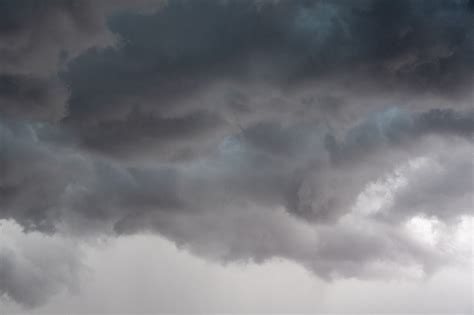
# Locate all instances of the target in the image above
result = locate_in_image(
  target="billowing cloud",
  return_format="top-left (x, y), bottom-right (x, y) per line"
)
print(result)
top-left (0, 0), bottom-right (166, 76)
top-left (0, 0), bottom-right (472, 309)
top-left (0, 220), bottom-right (83, 307)
top-left (0, 0), bottom-right (164, 122)
top-left (57, 0), bottom-right (474, 161)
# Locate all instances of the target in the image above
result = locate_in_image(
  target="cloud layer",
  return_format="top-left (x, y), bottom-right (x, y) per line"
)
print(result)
top-left (0, 0), bottom-right (473, 308)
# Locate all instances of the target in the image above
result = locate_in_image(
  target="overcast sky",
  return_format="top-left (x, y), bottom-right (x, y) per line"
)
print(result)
top-left (0, 0), bottom-right (473, 313)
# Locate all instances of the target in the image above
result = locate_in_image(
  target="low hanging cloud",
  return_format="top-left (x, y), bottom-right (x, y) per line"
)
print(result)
top-left (0, 0), bottom-right (473, 308)
top-left (0, 220), bottom-right (83, 308)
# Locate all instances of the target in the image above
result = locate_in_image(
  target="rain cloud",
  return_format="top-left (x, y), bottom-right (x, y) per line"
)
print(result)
top-left (0, 0), bottom-right (473, 308)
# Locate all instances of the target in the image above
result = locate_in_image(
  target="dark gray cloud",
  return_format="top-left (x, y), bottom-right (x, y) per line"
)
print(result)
top-left (1, 115), bottom-right (472, 306)
top-left (65, 0), bottom-right (474, 87)
top-left (58, 0), bottom-right (474, 160)
top-left (0, 120), bottom-right (183, 234)
top-left (0, 0), bottom-right (113, 76)
top-left (0, 0), bottom-right (473, 308)
top-left (325, 108), bottom-right (474, 165)
top-left (0, 74), bottom-right (68, 121)
top-left (79, 109), bottom-right (227, 162)
top-left (0, 0), bottom-right (163, 122)
top-left (0, 0), bottom-right (164, 76)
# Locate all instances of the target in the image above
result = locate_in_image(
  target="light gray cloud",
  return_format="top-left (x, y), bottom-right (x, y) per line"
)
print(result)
top-left (376, 142), bottom-right (474, 223)
top-left (0, 220), bottom-right (83, 307)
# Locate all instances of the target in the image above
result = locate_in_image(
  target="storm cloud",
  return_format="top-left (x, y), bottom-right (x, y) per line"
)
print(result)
top-left (0, 0), bottom-right (473, 309)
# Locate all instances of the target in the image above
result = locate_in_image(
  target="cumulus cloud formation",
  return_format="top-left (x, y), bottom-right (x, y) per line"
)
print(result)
top-left (0, 0), bottom-right (473, 309)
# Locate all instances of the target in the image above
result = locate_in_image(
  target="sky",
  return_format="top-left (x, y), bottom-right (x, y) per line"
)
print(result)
top-left (0, 0), bottom-right (473, 313)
